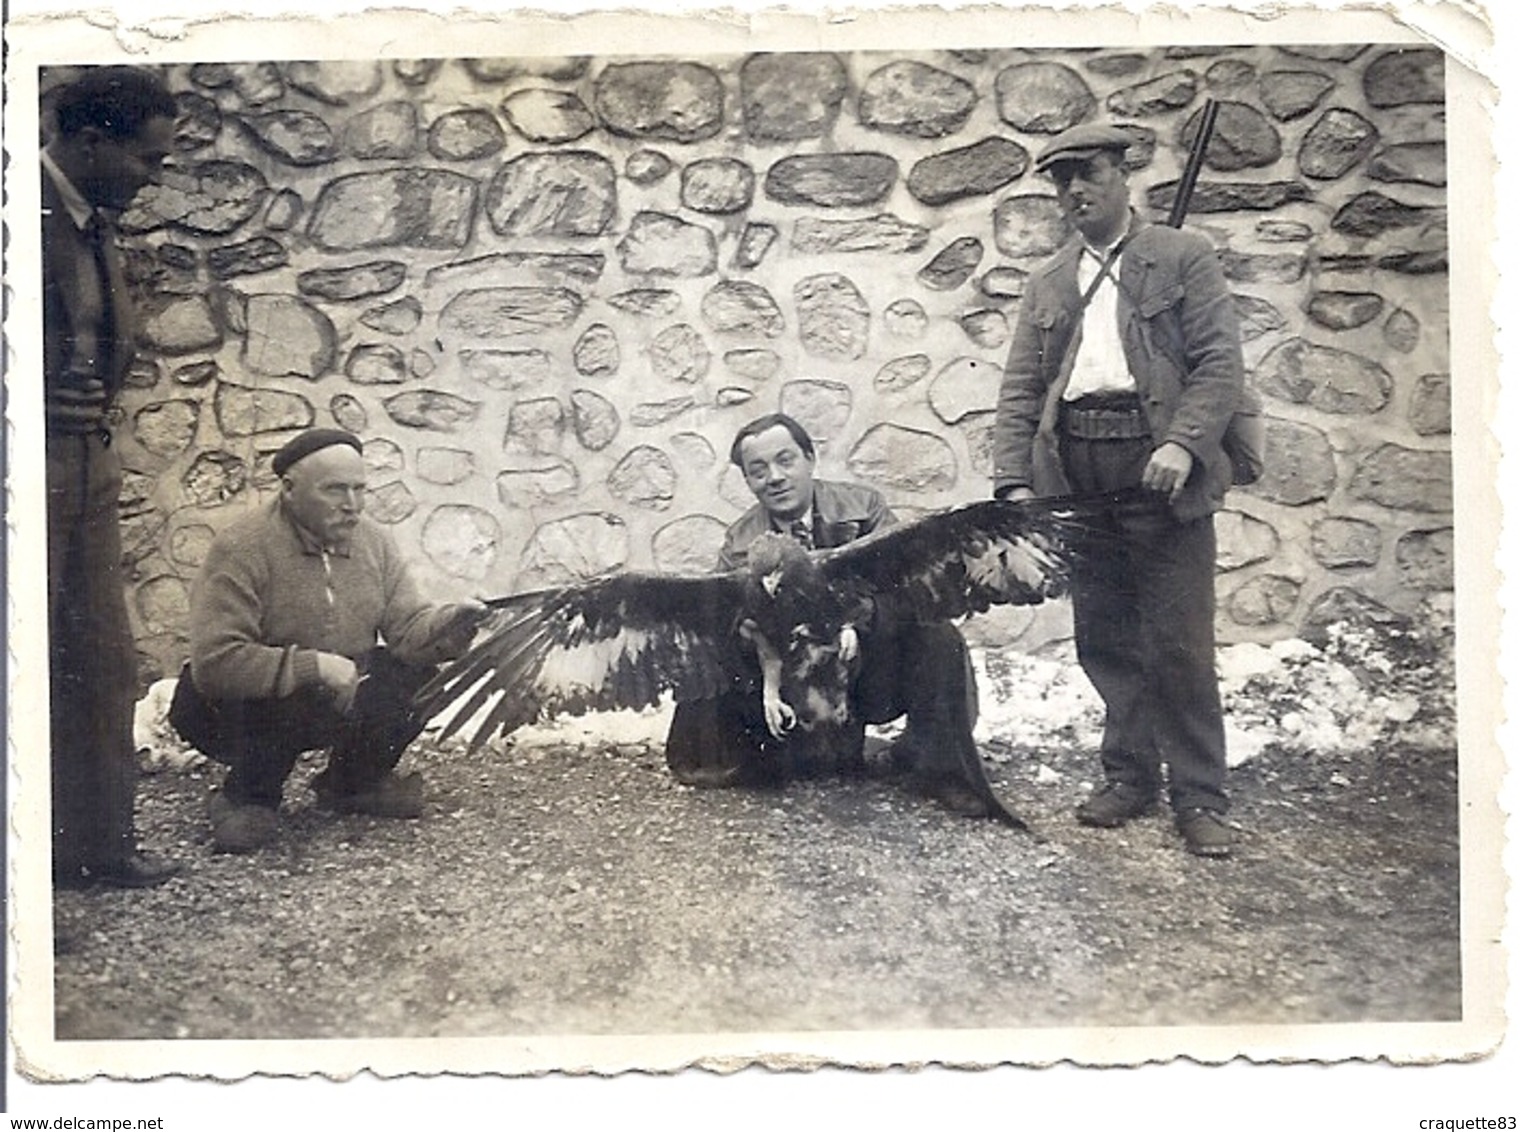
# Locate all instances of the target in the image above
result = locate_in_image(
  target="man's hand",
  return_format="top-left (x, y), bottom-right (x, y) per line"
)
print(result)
top-left (1142, 442), bottom-right (1194, 502)
top-left (438, 600), bottom-right (491, 655)
top-left (314, 651), bottom-right (360, 715)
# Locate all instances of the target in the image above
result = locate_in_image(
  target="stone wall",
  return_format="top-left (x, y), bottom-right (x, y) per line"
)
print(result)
top-left (64, 44), bottom-right (1450, 682)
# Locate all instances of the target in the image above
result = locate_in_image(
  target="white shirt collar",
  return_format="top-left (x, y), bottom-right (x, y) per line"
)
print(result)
top-left (41, 148), bottom-right (97, 231)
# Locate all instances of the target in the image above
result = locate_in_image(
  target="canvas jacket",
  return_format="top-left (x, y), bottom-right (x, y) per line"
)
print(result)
top-left (991, 215), bottom-right (1251, 521)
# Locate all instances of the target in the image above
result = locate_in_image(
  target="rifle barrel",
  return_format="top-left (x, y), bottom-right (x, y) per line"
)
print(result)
top-left (1168, 98), bottom-right (1220, 229)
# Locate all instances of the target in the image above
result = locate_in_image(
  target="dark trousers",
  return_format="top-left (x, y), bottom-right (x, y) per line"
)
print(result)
top-left (48, 430), bottom-right (138, 873)
top-left (1061, 431), bottom-right (1228, 814)
top-left (169, 648), bottom-right (435, 808)
top-left (665, 606), bottom-right (979, 783)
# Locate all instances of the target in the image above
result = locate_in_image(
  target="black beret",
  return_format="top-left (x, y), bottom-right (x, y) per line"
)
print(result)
top-left (1034, 123), bottom-right (1134, 173)
top-left (272, 428), bottom-right (363, 476)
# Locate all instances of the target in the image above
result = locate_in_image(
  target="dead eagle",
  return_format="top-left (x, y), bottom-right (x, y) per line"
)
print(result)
top-left (413, 490), bottom-right (1146, 824)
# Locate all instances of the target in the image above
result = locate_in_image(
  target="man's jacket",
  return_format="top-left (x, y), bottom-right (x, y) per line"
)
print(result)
top-left (716, 479), bottom-right (893, 571)
top-left (992, 216), bottom-right (1251, 521)
top-left (42, 168), bottom-right (135, 420)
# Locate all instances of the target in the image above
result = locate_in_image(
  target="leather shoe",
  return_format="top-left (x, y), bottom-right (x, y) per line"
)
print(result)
top-left (318, 771), bottom-right (425, 819)
top-left (910, 773), bottom-right (991, 819)
top-left (1176, 808), bottom-right (1234, 858)
top-left (92, 852), bottom-right (180, 889)
top-left (1076, 782), bottom-right (1158, 828)
top-left (210, 794), bottom-right (280, 853)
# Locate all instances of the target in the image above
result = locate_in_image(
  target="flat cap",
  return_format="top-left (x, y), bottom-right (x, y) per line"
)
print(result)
top-left (271, 428), bottom-right (362, 476)
top-left (1034, 123), bottom-right (1134, 173)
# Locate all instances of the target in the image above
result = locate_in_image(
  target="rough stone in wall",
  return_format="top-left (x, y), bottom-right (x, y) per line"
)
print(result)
top-left (486, 153), bottom-right (616, 236)
top-left (574, 324), bottom-right (620, 378)
top-left (299, 262), bottom-right (407, 302)
top-left (133, 400), bottom-right (200, 459)
top-left (929, 358), bottom-right (1003, 425)
top-left (735, 223), bottom-right (778, 269)
top-left (241, 295), bottom-right (335, 378)
top-left (648, 325), bottom-right (711, 383)
top-left (500, 89), bottom-right (597, 144)
top-left (919, 237), bottom-right (984, 290)
top-left (781, 381), bottom-right (853, 445)
top-left (740, 52), bottom-right (846, 141)
top-left (423, 504), bottom-right (499, 582)
top-left (428, 108), bottom-right (506, 161)
top-left (1395, 528), bottom-right (1454, 589)
top-left (995, 62), bottom-right (1094, 133)
top-left (682, 159), bottom-right (755, 214)
top-left (1228, 575), bottom-right (1302, 627)
top-left (794, 275), bottom-right (871, 359)
top-left (618, 212), bottom-right (717, 275)
top-left (520, 513), bottom-right (627, 586)
top-left (496, 464), bottom-right (579, 509)
top-left (1312, 517), bottom-right (1383, 568)
top-left (208, 237), bottom-right (288, 279)
top-left (876, 355), bottom-right (932, 392)
top-left (764, 153), bottom-right (899, 208)
top-left (417, 447), bottom-right (474, 485)
top-left (1409, 373), bottom-right (1451, 436)
top-left (360, 296), bottom-right (421, 331)
top-left (860, 61), bottom-right (977, 138)
top-left (1107, 69), bottom-right (1199, 116)
top-left (140, 296), bottom-right (221, 354)
top-left (1216, 510), bottom-right (1279, 571)
top-left (1184, 101), bottom-right (1281, 170)
top-left (307, 170), bottom-right (478, 250)
top-left (1350, 445), bottom-right (1452, 513)
top-left (367, 481), bottom-right (418, 525)
top-left (1249, 419), bottom-right (1338, 506)
top-left (342, 101), bottom-right (419, 160)
top-left (594, 62), bottom-right (725, 142)
top-left (1257, 70), bottom-right (1336, 120)
top-left (724, 349), bottom-right (780, 382)
top-left (111, 45), bottom-right (1453, 677)
top-left (238, 110), bottom-right (337, 166)
top-left (791, 214), bottom-right (929, 255)
top-left (214, 382), bottom-right (314, 436)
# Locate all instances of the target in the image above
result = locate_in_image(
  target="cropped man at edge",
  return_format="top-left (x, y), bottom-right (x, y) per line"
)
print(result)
top-left (44, 66), bottom-right (180, 889)
top-left (170, 429), bottom-right (489, 854)
top-left (665, 412), bottom-right (993, 818)
top-left (991, 123), bottom-right (1247, 858)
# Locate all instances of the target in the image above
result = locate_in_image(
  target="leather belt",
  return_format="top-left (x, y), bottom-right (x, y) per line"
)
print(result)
top-left (1061, 399), bottom-right (1152, 441)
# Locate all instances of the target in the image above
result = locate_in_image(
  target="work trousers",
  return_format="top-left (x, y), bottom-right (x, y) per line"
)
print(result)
top-left (665, 605), bottom-right (979, 784)
top-left (169, 648), bottom-right (435, 808)
top-left (47, 429), bottom-right (139, 874)
top-left (1060, 430), bottom-right (1229, 814)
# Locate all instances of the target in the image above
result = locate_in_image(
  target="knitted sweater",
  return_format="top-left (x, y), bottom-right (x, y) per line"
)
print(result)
top-left (188, 500), bottom-right (464, 701)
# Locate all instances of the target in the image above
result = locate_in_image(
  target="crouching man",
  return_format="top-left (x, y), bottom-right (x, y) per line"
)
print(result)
top-left (170, 428), bottom-right (487, 853)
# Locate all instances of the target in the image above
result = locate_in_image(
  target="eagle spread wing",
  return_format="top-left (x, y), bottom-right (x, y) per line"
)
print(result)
top-left (817, 487), bottom-right (1155, 621)
top-left (414, 569), bottom-right (751, 751)
top-left (416, 488), bottom-right (1153, 753)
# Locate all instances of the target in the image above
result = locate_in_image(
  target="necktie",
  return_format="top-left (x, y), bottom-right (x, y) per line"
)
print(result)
top-left (788, 519), bottom-right (813, 550)
top-left (82, 214), bottom-right (116, 378)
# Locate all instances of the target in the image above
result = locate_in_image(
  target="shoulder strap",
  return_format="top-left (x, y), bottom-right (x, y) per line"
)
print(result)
top-left (1077, 233), bottom-right (1132, 314)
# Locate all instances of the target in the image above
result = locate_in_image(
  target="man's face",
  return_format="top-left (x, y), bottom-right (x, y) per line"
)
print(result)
top-left (1049, 152), bottom-right (1131, 246)
top-left (737, 425), bottom-right (816, 522)
top-left (281, 445), bottom-right (367, 550)
top-left (72, 114), bottom-right (175, 211)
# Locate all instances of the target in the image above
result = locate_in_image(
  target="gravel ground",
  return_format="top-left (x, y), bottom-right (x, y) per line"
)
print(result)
top-left (52, 703), bottom-right (1460, 1043)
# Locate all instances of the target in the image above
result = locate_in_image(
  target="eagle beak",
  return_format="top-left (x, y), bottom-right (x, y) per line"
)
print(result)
top-left (761, 569), bottom-right (782, 599)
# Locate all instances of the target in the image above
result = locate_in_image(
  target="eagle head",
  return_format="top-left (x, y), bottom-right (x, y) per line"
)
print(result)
top-left (746, 530), bottom-right (813, 601)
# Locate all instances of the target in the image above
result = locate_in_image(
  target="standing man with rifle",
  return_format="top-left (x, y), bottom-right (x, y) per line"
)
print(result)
top-left (991, 111), bottom-right (1251, 857)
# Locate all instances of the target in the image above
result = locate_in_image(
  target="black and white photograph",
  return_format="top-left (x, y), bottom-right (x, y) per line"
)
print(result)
top-left (2, 0), bottom-right (1510, 1112)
